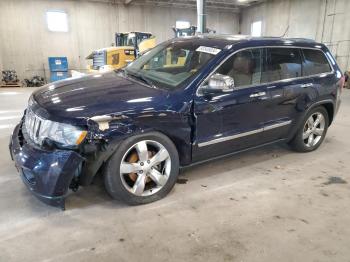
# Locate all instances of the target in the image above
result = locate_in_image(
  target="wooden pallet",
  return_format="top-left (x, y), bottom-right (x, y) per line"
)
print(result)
top-left (0, 83), bottom-right (22, 88)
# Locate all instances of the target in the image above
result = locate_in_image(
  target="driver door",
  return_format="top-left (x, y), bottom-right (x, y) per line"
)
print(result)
top-left (192, 48), bottom-right (270, 162)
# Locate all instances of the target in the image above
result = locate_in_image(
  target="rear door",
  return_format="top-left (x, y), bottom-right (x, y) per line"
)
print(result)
top-left (261, 47), bottom-right (313, 142)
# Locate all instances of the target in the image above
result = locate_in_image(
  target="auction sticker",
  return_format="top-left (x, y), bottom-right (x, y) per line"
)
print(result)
top-left (196, 46), bottom-right (221, 55)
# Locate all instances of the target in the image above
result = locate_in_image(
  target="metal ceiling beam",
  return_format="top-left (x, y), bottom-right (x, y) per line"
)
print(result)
top-left (140, 0), bottom-right (240, 12)
top-left (57, 0), bottom-right (265, 9)
top-left (77, 0), bottom-right (264, 11)
top-left (75, 0), bottom-right (264, 11)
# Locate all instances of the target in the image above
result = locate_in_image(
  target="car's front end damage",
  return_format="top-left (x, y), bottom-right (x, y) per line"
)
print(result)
top-left (9, 122), bottom-right (84, 209)
top-left (9, 105), bottom-right (130, 210)
top-left (8, 85), bottom-right (134, 210)
top-left (8, 68), bottom-right (190, 209)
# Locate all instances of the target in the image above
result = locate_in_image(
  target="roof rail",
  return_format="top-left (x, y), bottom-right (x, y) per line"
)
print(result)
top-left (285, 37), bottom-right (316, 42)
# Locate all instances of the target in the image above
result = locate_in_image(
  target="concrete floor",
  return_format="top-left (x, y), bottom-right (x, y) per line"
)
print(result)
top-left (1, 88), bottom-right (350, 262)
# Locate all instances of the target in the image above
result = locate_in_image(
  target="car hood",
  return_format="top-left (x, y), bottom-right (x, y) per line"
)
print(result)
top-left (33, 71), bottom-right (167, 123)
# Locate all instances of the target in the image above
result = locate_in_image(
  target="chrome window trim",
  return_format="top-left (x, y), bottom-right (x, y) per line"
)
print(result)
top-left (196, 45), bottom-right (335, 97)
top-left (197, 120), bottom-right (292, 147)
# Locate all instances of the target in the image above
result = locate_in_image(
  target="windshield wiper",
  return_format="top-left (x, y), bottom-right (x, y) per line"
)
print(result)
top-left (124, 70), bottom-right (157, 89)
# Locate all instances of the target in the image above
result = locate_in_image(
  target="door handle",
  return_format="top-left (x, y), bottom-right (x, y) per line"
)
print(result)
top-left (301, 83), bottom-right (313, 88)
top-left (249, 91), bottom-right (266, 98)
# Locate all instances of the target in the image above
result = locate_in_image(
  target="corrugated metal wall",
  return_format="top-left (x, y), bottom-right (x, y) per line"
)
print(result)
top-left (0, 0), bottom-right (239, 80)
top-left (240, 0), bottom-right (350, 71)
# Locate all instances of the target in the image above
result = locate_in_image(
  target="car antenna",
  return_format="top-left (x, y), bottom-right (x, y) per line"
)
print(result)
top-left (281, 25), bottom-right (290, 37)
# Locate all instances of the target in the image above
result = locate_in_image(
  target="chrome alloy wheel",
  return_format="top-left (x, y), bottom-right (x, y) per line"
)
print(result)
top-left (119, 140), bottom-right (171, 197)
top-left (303, 112), bottom-right (326, 147)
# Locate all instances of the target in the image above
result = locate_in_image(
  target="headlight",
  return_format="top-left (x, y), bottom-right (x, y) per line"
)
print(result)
top-left (25, 109), bottom-right (87, 147)
top-left (43, 121), bottom-right (87, 146)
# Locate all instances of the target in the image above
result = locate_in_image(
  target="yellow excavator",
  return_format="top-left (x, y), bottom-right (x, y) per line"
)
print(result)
top-left (86, 32), bottom-right (156, 73)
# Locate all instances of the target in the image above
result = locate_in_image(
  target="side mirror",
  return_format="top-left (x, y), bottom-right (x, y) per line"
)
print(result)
top-left (201, 73), bottom-right (235, 94)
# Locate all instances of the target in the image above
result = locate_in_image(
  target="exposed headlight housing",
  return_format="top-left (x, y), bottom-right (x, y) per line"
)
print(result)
top-left (25, 109), bottom-right (87, 147)
top-left (42, 121), bottom-right (87, 146)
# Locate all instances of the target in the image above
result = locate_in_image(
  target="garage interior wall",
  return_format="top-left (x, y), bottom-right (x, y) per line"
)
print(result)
top-left (0, 0), bottom-right (239, 80)
top-left (240, 0), bottom-right (350, 71)
top-left (1, 0), bottom-right (349, 81)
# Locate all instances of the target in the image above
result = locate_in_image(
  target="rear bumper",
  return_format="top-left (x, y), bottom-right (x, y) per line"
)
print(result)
top-left (9, 122), bottom-right (83, 209)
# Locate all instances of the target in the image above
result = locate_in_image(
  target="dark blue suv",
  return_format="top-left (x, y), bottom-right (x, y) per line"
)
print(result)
top-left (9, 35), bottom-right (344, 209)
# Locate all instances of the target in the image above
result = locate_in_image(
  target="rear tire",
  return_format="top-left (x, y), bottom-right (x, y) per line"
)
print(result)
top-left (104, 132), bottom-right (179, 205)
top-left (289, 106), bottom-right (329, 152)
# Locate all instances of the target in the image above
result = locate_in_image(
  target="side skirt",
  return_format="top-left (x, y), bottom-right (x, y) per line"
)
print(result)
top-left (180, 138), bottom-right (287, 170)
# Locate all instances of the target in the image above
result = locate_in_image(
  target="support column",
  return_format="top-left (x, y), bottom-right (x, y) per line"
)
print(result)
top-left (196, 0), bottom-right (206, 33)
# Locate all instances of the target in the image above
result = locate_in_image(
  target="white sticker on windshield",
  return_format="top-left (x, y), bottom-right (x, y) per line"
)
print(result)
top-left (196, 46), bottom-right (221, 55)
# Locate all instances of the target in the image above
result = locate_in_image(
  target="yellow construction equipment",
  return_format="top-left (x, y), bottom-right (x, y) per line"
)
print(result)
top-left (86, 32), bottom-right (156, 73)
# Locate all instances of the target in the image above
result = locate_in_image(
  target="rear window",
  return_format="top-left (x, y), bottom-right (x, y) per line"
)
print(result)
top-left (302, 49), bottom-right (332, 76)
top-left (262, 48), bottom-right (302, 83)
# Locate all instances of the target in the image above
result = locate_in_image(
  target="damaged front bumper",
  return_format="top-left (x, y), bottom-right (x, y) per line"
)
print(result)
top-left (9, 122), bottom-right (84, 210)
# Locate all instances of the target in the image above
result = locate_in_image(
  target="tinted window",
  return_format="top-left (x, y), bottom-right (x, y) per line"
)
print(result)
top-left (125, 41), bottom-right (217, 90)
top-left (302, 49), bottom-right (332, 76)
top-left (262, 48), bottom-right (302, 83)
top-left (216, 49), bottom-right (263, 88)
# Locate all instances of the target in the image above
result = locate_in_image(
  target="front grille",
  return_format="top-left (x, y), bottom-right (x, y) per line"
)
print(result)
top-left (24, 109), bottom-right (44, 145)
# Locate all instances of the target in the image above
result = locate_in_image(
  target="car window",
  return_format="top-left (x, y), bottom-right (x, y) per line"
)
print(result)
top-left (125, 41), bottom-right (218, 90)
top-left (262, 48), bottom-right (302, 83)
top-left (146, 48), bottom-right (191, 69)
top-left (302, 49), bottom-right (332, 76)
top-left (215, 48), bottom-right (263, 88)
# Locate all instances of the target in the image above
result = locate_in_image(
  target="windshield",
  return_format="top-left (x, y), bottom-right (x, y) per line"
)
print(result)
top-left (117, 33), bottom-right (136, 46)
top-left (124, 41), bottom-right (220, 90)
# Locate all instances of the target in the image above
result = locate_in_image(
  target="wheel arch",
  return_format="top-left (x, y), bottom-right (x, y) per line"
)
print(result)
top-left (287, 99), bottom-right (335, 142)
top-left (305, 99), bottom-right (334, 126)
top-left (80, 129), bottom-right (189, 186)
top-left (321, 102), bottom-right (334, 126)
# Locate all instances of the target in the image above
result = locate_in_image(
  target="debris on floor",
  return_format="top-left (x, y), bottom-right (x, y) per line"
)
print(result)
top-left (323, 176), bottom-right (347, 185)
top-left (319, 190), bottom-right (329, 197)
top-left (299, 218), bottom-right (309, 224)
top-left (176, 178), bottom-right (188, 184)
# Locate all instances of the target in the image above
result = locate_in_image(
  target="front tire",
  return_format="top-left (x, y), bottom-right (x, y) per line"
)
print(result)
top-left (289, 106), bottom-right (329, 152)
top-left (104, 132), bottom-right (179, 205)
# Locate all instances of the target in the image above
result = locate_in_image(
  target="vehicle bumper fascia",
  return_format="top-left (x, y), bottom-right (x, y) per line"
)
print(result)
top-left (9, 123), bottom-right (84, 210)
